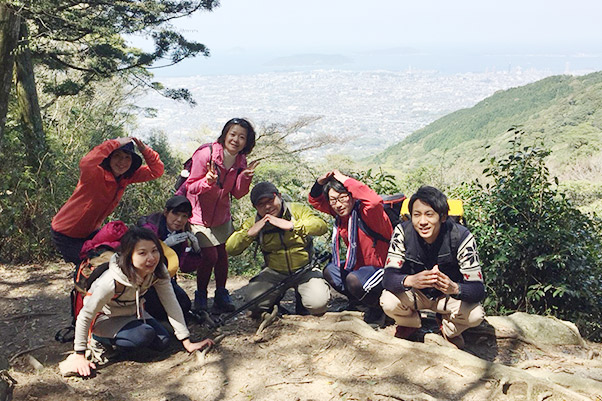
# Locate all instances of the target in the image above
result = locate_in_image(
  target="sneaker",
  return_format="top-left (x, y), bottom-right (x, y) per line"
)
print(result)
top-left (87, 337), bottom-right (116, 365)
top-left (436, 313), bottom-right (465, 349)
top-left (394, 325), bottom-right (419, 340)
top-left (442, 332), bottom-right (465, 349)
top-left (191, 290), bottom-right (208, 313)
top-left (213, 287), bottom-right (235, 313)
top-left (363, 306), bottom-right (385, 327)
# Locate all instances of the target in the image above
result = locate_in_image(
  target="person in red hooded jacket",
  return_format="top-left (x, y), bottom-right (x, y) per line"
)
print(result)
top-left (308, 170), bottom-right (392, 326)
top-left (51, 137), bottom-right (164, 265)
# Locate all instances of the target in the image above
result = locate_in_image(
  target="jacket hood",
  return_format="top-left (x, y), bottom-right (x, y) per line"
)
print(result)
top-left (100, 142), bottom-right (143, 179)
top-left (108, 253), bottom-right (135, 287)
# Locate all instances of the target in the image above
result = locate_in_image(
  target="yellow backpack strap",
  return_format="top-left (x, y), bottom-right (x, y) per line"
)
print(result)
top-left (160, 240), bottom-right (180, 278)
top-left (401, 198), bottom-right (410, 221)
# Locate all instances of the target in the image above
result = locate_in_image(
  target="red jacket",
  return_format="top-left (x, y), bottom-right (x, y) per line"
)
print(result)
top-left (308, 177), bottom-right (392, 270)
top-left (51, 140), bottom-right (164, 238)
top-left (185, 142), bottom-right (251, 227)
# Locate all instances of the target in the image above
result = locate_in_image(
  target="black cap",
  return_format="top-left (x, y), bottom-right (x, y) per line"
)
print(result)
top-left (250, 181), bottom-right (279, 206)
top-left (165, 195), bottom-right (192, 212)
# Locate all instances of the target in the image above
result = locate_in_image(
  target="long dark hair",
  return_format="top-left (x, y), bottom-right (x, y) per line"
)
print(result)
top-left (117, 226), bottom-right (168, 282)
top-left (217, 118), bottom-right (256, 155)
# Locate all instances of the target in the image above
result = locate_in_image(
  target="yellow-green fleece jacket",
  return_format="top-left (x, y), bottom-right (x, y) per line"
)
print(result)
top-left (226, 202), bottom-right (327, 274)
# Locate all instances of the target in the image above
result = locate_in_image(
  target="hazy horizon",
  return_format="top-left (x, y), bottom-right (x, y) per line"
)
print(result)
top-left (129, 0), bottom-right (602, 77)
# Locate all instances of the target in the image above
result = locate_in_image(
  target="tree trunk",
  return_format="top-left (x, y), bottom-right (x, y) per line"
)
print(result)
top-left (0, 4), bottom-right (20, 147)
top-left (14, 19), bottom-right (48, 170)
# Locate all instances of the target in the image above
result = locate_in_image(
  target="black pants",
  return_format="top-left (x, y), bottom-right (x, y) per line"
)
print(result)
top-left (143, 278), bottom-right (192, 321)
top-left (51, 228), bottom-right (97, 265)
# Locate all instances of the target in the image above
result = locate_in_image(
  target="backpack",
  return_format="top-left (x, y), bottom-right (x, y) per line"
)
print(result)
top-left (71, 249), bottom-right (123, 323)
top-left (357, 192), bottom-right (406, 246)
top-left (400, 198), bottom-right (465, 225)
top-left (174, 142), bottom-right (244, 196)
top-left (174, 143), bottom-right (213, 196)
top-left (73, 250), bottom-right (114, 296)
top-left (55, 248), bottom-right (120, 343)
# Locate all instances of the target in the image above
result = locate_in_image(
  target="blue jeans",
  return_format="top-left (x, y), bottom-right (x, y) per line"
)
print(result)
top-left (95, 318), bottom-right (170, 352)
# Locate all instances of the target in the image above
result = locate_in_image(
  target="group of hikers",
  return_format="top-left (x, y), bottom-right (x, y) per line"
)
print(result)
top-left (53, 118), bottom-right (486, 377)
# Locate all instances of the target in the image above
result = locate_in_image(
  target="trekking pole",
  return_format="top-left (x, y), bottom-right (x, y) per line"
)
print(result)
top-left (210, 252), bottom-right (331, 328)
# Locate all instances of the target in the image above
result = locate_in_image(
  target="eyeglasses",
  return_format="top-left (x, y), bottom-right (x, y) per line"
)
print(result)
top-left (328, 193), bottom-right (350, 206)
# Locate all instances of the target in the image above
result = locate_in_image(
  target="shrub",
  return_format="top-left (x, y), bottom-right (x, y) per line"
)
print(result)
top-left (459, 130), bottom-right (602, 340)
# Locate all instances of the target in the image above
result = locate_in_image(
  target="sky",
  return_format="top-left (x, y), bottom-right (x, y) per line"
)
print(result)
top-left (130, 0), bottom-right (602, 76)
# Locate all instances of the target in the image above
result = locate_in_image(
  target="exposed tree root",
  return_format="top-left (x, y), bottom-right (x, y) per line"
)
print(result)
top-left (281, 312), bottom-right (602, 401)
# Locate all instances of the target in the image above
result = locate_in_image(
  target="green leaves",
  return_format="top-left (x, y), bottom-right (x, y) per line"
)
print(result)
top-left (354, 168), bottom-right (401, 195)
top-left (15, 0), bottom-right (218, 102)
top-left (463, 129), bottom-right (602, 340)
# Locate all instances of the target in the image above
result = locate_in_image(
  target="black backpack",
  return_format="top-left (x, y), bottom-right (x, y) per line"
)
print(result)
top-left (357, 193), bottom-right (406, 246)
top-left (174, 143), bottom-right (213, 196)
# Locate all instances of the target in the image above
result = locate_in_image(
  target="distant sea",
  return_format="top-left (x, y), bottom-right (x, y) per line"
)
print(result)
top-left (151, 44), bottom-right (602, 77)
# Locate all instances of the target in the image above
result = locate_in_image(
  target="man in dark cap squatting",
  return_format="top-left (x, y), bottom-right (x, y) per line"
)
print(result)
top-left (226, 181), bottom-right (331, 321)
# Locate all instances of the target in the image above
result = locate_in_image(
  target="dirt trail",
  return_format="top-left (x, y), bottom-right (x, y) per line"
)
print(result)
top-left (2, 262), bottom-right (602, 401)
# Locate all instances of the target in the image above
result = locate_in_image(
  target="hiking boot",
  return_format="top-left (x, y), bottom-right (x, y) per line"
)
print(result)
top-left (394, 325), bottom-right (419, 340)
top-left (294, 289), bottom-right (310, 316)
top-left (345, 298), bottom-right (362, 312)
top-left (191, 290), bottom-right (208, 313)
top-left (87, 337), bottom-right (116, 365)
top-left (213, 287), bottom-right (235, 313)
top-left (363, 306), bottom-right (385, 327)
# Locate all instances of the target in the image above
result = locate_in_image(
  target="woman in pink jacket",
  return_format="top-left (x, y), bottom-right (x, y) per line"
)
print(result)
top-left (185, 118), bottom-right (259, 313)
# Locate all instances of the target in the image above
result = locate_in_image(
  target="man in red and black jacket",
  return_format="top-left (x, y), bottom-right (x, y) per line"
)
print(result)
top-left (308, 170), bottom-right (392, 325)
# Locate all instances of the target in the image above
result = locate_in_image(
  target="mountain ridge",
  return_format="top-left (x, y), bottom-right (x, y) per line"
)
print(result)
top-left (370, 71), bottom-right (602, 182)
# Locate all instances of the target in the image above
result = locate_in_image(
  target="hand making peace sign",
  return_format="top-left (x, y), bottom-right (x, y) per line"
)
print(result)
top-left (242, 160), bottom-right (260, 178)
top-left (205, 161), bottom-right (218, 185)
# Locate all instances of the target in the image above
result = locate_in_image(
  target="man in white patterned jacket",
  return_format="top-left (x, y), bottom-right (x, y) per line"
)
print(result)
top-left (380, 186), bottom-right (485, 349)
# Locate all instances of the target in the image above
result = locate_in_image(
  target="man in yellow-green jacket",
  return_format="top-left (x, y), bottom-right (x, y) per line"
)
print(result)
top-left (226, 181), bottom-right (331, 317)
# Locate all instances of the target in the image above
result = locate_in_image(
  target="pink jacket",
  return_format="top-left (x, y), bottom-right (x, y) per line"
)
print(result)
top-left (185, 142), bottom-right (251, 227)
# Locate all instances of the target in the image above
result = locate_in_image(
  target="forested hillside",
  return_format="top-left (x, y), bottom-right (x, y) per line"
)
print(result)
top-left (372, 71), bottom-right (602, 198)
